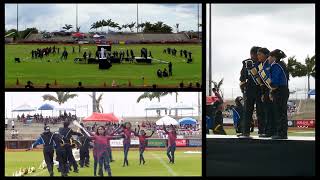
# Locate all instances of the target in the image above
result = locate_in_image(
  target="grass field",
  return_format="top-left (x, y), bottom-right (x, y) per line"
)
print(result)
top-left (5, 149), bottom-right (202, 176)
top-left (5, 44), bottom-right (202, 88)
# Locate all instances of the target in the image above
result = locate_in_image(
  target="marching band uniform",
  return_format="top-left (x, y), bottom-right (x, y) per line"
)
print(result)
top-left (238, 47), bottom-right (262, 137)
top-left (268, 49), bottom-right (289, 139)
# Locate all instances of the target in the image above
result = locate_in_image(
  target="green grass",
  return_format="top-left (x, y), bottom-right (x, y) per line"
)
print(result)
top-left (5, 149), bottom-right (202, 176)
top-left (5, 44), bottom-right (202, 88)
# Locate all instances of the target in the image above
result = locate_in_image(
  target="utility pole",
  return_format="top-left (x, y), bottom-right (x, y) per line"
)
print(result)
top-left (137, 4), bottom-right (139, 33)
top-left (208, 4), bottom-right (212, 96)
top-left (92, 92), bottom-right (97, 112)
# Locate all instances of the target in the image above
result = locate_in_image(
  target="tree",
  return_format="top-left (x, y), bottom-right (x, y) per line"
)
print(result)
top-left (136, 92), bottom-right (172, 103)
top-left (89, 93), bottom-right (104, 113)
top-left (76, 26), bottom-right (81, 32)
top-left (128, 22), bottom-right (136, 32)
top-left (90, 22), bottom-right (98, 32)
top-left (175, 23), bottom-right (179, 33)
top-left (42, 92), bottom-right (78, 115)
top-left (287, 55), bottom-right (315, 99)
top-left (62, 24), bottom-right (73, 31)
top-left (142, 21), bottom-right (173, 33)
top-left (210, 78), bottom-right (224, 98)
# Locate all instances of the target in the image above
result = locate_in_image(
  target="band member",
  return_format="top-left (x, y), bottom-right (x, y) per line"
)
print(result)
top-left (238, 46), bottom-right (262, 138)
top-left (268, 49), bottom-right (289, 139)
top-left (27, 126), bottom-right (55, 176)
top-left (53, 132), bottom-right (68, 177)
top-left (168, 62), bottom-right (173, 76)
top-left (229, 96), bottom-right (244, 133)
top-left (79, 125), bottom-right (91, 168)
top-left (59, 121), bottom-right (83, 173)
top-left (257, 47), bottom-right (273, 137)
top-left (134, 125), bottom-right (155, 165)
top-left (163, 124), bottom-right (177, 164)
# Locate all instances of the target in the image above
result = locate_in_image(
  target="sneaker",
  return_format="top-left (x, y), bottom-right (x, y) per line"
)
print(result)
top-left (272, 135), bottom-right (287, 140)
top-left (238, 133), bottom-right (252, 138)
top-left (73, 169), bottom-right (79, 173)
top-left (259, 134), bottom-right (271, 138)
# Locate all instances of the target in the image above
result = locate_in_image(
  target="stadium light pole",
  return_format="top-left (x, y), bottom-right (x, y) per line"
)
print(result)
top-left (76, 4), bottom-right (78, 32)
top-left (137, 4), bottom-right (139, 33)
top-left (16, 4), bottom-right (19, 38)
top-left (208, 4), bottom-right (212, 96)
top-left (92, 92), bottom-right (97, 112)
top-left (198, 4), bottom-right (200, 40)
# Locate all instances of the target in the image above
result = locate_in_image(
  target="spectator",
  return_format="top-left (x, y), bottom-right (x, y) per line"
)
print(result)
top-left (5, 118), bottom-right (8, 129)
top-left (11, 119), bottom-right (15, 130)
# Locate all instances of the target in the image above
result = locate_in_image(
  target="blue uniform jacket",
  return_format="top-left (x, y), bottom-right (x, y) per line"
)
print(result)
top-left (270, 62), bottom-right (288, 87)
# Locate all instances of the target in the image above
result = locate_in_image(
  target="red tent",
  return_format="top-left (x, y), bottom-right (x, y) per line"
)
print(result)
top-left (82, 112), bottom-right (119, 122)
top-left (72, 32), bottom-right (85, 37)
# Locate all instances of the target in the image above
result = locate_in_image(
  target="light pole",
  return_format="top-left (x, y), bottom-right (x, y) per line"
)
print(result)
top-left (16, 4), bottom-right (19, 38)
top-left (76, 4), bottom-right (78, 32)
top-left (137, 4), bottom-right (139, 33)
top-left (208, 4), bottom-right (212, 96)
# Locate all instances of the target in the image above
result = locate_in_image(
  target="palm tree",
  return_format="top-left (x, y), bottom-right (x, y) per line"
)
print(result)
top-left (211, 78), bottom-right (224, 98)
top-left (137, 92), bottom-right (172, 103)
top-left (89, 93), bottom-right (104, 113)
top-left (128, 22), bottom-right (136, 32)
top-left (42, 92), bottom-right (78, 115)
top-left (62, 24), bottom-right (73, 31)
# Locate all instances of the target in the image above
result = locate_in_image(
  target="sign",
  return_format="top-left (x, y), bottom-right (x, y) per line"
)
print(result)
top-left (295, 119), bottom-right (315, 128)
top-left (147, 139), bottom-right (166, 147)
top-left (188, 139), bottom-right (202, 147)
top-left (110, 139), bottom-right (140, 147)
top-left (175, 139), bottom-right (187, 147)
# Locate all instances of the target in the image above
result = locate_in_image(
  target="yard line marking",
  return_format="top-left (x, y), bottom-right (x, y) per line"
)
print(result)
top-left (151, 153), bottom-right (177, 176)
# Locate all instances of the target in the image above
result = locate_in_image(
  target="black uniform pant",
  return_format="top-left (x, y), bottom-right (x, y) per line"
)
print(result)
top-left (56, 147), bottom-right (68, 176)
top-left (242, 88), bottom-right (263, 134)
top-left (262, 97), bottom-right (274, 135)
top-left (43, 147), bottom-right (54, 176)
top-left (271, 87), bottom-right (289, 137)
top-left (65, 144), bottom-right (78, 171)
top-left (79, 147), bottom-right (90, 167)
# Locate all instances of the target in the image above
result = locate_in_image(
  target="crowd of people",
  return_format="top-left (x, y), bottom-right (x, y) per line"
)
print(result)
top-left (16, 112), bottom-right (77, 125)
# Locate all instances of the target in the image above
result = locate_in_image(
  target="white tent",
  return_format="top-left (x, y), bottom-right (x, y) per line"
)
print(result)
top-left (12, 104), bottom-right (36, 112)
top-left (156, 115), bottom-right (178, 125)
top-left (93, 34), bottom-right (100, 38)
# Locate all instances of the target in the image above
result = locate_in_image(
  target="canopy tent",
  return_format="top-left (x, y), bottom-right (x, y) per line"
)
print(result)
top-left (145, 104), bottom-right (168, 117)
top-left (308, 89), bottom-right (315, 96)
top-left (178, 117), bottom-right (197, 125)
top-left (170, 103), bottom-right (194, 116)
top-left (72, 32), bottom-right (85, 38)
top-left (38, 103), bottom-right (55, 116)
top-left (38, 103), bottom-right (54, 110)
top-left (93, 34), bottom-right (100, 38)
top-left (83, 112), bottom-right (119, 122)
top-left (155, 115), bottom-right (178, 125)
top-left (12, 104), bottom-right (36, 112)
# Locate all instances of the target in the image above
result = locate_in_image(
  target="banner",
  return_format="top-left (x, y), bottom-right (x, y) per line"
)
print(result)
top-left (110, 139), bottom-right (139, 147)
top-left (188, 139), bottom-right (202, 147)
top-left (175, 139), bottom-right (187, 147)
top-left (295, 119), bottom-right (315, 128)
top-left (147, 139), bottom-right (166, 147)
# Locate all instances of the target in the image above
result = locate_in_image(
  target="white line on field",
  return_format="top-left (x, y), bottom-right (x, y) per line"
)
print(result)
top-left (151, 153), bottom-right (177, 176)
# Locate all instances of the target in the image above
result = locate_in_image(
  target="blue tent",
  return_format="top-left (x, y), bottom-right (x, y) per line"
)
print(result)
top-left (179, 117), bottom-right (197, 125)
top-left (38, 103), bottom-right (55, 110)
top-left (308, 89), bottom-right (315, 96)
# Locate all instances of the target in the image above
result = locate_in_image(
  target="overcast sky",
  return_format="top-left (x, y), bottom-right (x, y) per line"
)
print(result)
top-left (5, 3), bottom-right (202, 33)
top-left (5, 92), bottom-right (201, 119)
top-left (206, 4), bottom-right (315, 99)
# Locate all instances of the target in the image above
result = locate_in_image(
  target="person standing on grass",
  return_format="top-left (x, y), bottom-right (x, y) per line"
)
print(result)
top-left (163, 124), bottom-right (177, 164)
top-left (117, 122), bottom-right (135, 167)
top-left (133, 125), bottom-right (155, 165)
top-left (84, 125), bottom-right (122, 176)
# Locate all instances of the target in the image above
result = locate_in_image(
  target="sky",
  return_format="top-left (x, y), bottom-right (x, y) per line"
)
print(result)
top-left (5, 3), bottom-right (202, 33)
top-left (5, 92), bottom-right (202, 119)
top-left (206, 4), bottom-right (315, 99)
